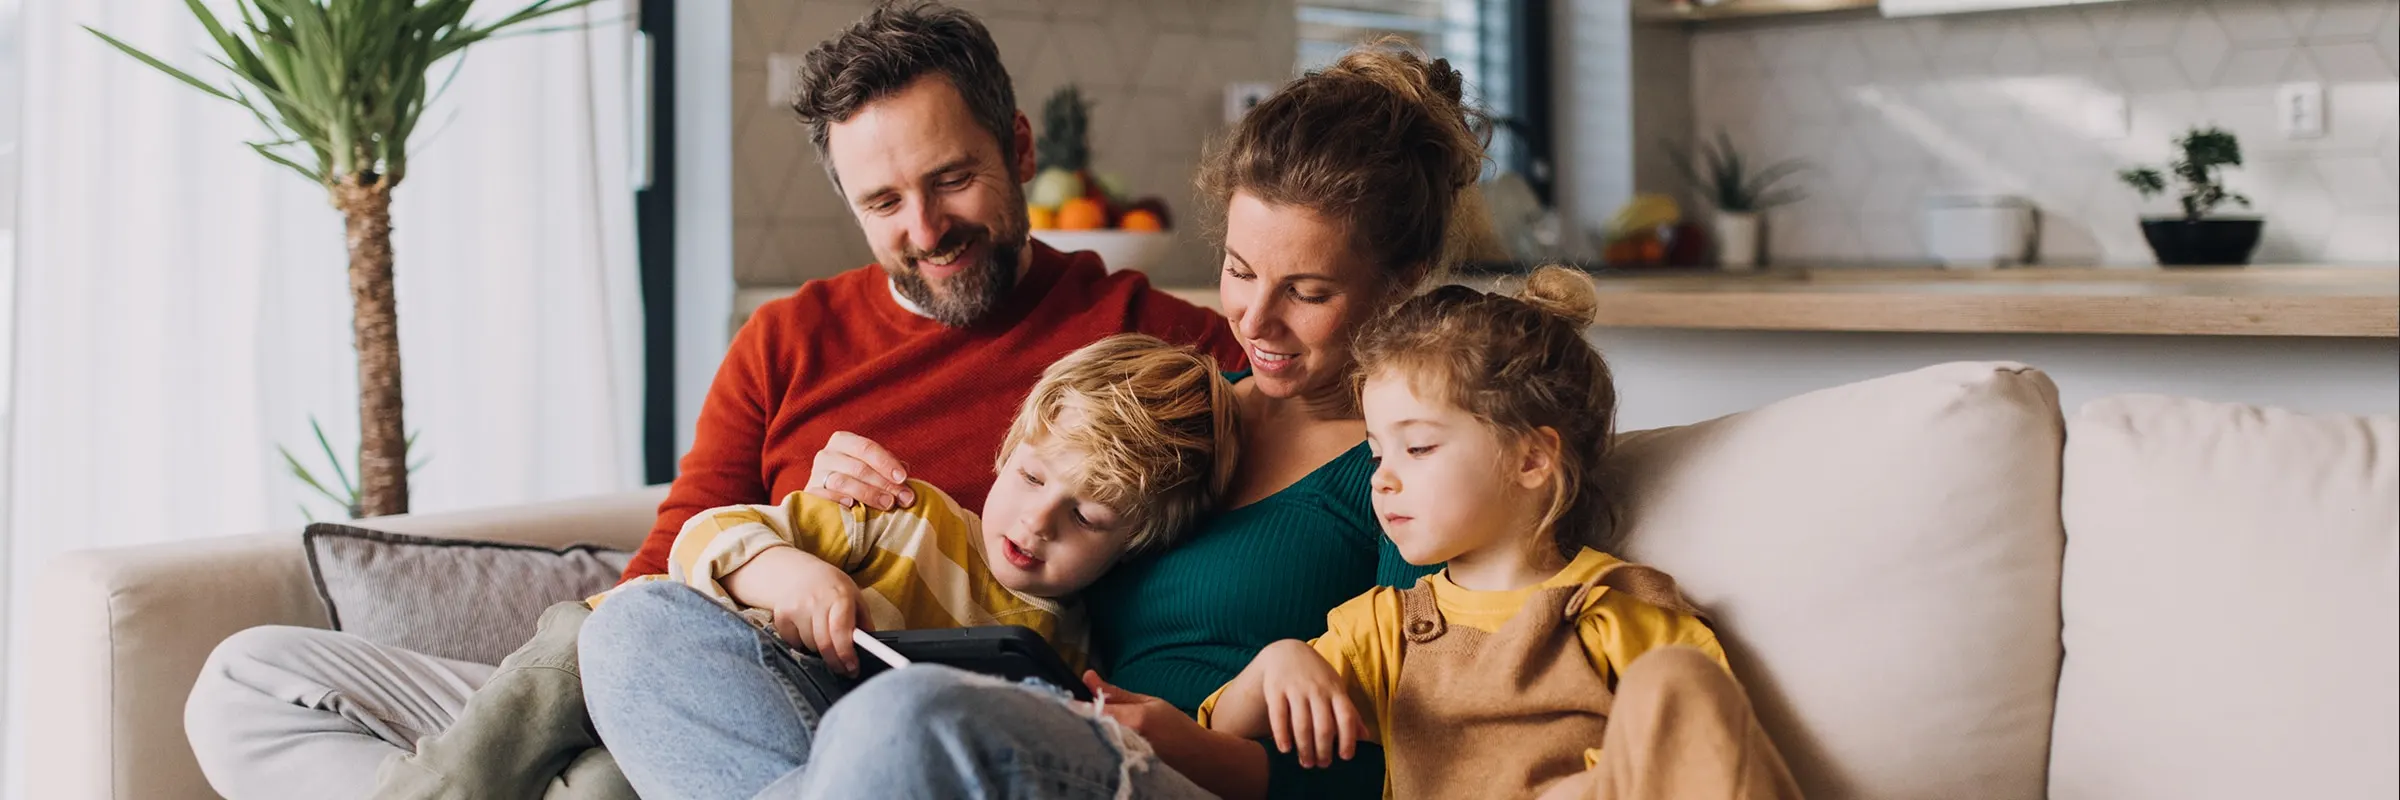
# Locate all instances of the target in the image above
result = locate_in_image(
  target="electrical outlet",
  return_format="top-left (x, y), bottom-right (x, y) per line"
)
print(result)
top-left (2277, 82), bottom-right (2325, 139)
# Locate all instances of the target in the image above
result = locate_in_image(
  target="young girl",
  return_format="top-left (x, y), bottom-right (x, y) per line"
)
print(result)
top-left (1199, 267), bottom-right (1801, 800)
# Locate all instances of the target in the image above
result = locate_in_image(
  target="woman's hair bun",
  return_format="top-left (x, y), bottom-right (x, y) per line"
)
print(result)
top-left (1515, 265), bottom-right (1600, 327)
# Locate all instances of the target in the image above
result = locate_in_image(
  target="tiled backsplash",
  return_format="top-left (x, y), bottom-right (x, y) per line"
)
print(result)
top-left (1688, 0), bottom-right (2400, 265)
top-left (730, 0), bottom-right (1297, 288)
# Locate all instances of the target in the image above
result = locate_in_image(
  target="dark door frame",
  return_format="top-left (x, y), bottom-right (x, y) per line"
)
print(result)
top-left (637, 0), bottom-right (677, 485)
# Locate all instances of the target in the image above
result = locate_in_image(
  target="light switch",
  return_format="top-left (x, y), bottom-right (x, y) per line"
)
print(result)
top-left (2277, 82), bottom-right (2325, 139)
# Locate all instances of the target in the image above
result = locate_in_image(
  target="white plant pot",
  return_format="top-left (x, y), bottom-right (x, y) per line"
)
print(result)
top-left (1715, 211), bottom-right (1763, 271)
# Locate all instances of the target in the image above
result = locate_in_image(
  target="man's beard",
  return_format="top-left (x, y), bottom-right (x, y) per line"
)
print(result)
top-left (886, 204), bottom-right (1029, 328)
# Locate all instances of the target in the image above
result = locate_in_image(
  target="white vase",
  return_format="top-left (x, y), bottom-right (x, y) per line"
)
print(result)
top-left (1715, 210), bottom-right (1762, 271)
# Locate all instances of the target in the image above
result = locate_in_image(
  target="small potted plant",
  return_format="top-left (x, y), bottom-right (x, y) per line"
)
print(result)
top-left (1666, 130), bottom-right (1807, 271)
top-left (2118, 125), bottom-right (2262, 267)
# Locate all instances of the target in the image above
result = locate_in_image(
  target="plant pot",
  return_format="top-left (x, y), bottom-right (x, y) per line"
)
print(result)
top-left (1715, 211), bottom-right (1762, 272)
top-left (2139, 217), bottom-right (2263, 267)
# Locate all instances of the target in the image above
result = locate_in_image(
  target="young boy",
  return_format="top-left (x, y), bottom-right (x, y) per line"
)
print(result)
top-left (370, 334), bottom-right (1239, 799)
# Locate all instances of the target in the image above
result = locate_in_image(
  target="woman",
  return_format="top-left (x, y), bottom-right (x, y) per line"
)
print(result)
top-left (586, 45), bottom-right (1486, 800)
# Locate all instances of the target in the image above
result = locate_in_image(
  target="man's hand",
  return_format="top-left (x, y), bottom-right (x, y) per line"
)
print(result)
top-left (806, 431), bottom-right (915, 511)
top-left (1250, 640), bottom-right (1368, 768)
top-left (722, 547), bottom-right (875, 675)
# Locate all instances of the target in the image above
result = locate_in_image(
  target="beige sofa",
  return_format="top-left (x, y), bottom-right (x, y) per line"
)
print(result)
top-left (25, 362), bottom-right (2397, 799)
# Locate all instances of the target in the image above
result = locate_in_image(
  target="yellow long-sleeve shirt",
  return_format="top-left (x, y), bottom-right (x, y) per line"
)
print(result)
top-left (591, 479), bottom-right (1086, 668)
top-left (1199, 548), bottom-right (1722, 763)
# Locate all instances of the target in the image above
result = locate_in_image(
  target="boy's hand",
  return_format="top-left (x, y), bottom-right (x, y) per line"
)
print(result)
top-left (1254, 640), bottom-right (1368, 768)
top-left (726, 547), bottom-right (876, 675)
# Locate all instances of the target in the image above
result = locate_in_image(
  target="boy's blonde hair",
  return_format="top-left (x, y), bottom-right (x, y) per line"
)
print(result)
top-left (1351, 266), bottom-right (1617, 557)
top-left (995, 334), bottom-right (1240, 553)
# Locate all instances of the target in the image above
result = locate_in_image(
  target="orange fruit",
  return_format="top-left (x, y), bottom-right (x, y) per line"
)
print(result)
top-left (1028, 204), bottom-right (1058, 230)
top-left (1119, 209), bottom-right (1165, 232)
top-left (1056, 197), bottom-right (1107, 230)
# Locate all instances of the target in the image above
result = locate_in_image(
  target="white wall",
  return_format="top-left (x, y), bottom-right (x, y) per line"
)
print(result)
top-left (1688, 0), bottom-right (2400, 265)
top-left (1600, 329), bottom-right (2400, 431)
top-left (1555, 0), bottom-right (2398, 429)
top-left (676, 0), bottom-right (735, 459)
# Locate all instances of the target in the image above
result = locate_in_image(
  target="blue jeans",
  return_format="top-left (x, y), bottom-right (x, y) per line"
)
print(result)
top-left (579, 581), bottom-right (1216, 800)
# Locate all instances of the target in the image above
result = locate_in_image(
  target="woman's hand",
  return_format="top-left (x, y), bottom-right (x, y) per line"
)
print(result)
top-left (806, 431), bottom-right (916, 510)
top-left (1083, 672), bottom-right (1271, 800)
top-left (1251, 640), bottom-right (1367, 768)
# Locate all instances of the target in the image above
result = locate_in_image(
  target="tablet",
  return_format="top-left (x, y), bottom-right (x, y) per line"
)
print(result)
top-left (843, 626), bottom-right (1093, 702)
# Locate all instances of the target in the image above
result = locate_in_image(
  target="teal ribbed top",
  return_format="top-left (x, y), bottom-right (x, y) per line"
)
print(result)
top-left (1088, 374), bottom-right (1439, 798)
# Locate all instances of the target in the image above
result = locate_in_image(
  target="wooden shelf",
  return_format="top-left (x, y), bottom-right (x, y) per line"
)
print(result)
top-left (1632, 0), bottom-right (1879, 23)
top-left (1160, 266), bottom-right (2400, 338)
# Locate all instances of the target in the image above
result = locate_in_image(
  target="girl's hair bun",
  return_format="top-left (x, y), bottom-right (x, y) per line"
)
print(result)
top-left (1515, 265), bottom-right (1600, 327)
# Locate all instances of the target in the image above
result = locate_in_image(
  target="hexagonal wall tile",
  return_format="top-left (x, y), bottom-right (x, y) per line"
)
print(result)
top-left (2172, 8), bottom-right (2233, 86)
top-left (2378, 2), bottom-right (2399, 71)
top-left (2305, 41), bottom-right (2394, 84)
top-left (2213, 0), bottom-right (2301, 48)
top-left (2115, 53), bottom-right (2190, 94)
top-left (2026, 10), bottom-right (2102, 61)
top-left (2305, 0), bottom-right (2386, 42)
top-left (2110, 1), bottom-right (2189, 53)
top-left (2323, 211), bottom-right (2400, 261)
top-left (2215, 48), bottom-right (2293, 88)
top-left (2311, 155), bottom-right (2395, 208)
top-left (1858, 22), bottom-right (1927, 70)
top-left (1991, 23), bottom-right (2046, 77)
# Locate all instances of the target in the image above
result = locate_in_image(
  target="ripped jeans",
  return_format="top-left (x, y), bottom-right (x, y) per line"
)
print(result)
top-left (579, 581), bottom-right (1215, 800)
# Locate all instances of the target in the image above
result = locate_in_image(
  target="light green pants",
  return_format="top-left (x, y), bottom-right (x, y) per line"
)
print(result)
top-left (369, 601), bottom-right (635, 800)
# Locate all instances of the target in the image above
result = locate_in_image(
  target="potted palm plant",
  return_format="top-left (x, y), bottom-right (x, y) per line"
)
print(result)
top-left (88, 0), bottom-right (599, 516)
top-left (1667, 130), bottom-right (1807, 271)
top-left (2118, 125), bottom-right (2262, 267)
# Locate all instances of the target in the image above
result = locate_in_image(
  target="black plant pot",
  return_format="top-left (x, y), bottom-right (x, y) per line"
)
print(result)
top-left (2139, 217), bottom-right (2264, 267)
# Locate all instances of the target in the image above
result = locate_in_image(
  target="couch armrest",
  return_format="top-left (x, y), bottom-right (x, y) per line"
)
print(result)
top-left (21, 485), bottom-right (669, 800)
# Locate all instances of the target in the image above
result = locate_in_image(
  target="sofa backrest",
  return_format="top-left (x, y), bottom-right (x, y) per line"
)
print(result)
top-left (2048, 395), bottom-right (2398, 800)
top-left (1609, 361), bottom-right (2067, 800)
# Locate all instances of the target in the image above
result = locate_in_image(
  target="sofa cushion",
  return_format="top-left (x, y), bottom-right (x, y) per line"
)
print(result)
top-left (303, 523), bottom-right (633, 665)
top-left (2048, 396), bottom-right (2398, 800)
top-left (1608, 361), bottom-right (2065, 800)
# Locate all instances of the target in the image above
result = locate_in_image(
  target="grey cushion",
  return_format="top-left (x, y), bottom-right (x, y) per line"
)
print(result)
top-left (303, 522), bottom-right (634, 665)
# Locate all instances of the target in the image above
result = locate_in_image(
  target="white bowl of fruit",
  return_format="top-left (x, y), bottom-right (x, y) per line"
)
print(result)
top-left (1024, 86), bottom-right (1176, 275)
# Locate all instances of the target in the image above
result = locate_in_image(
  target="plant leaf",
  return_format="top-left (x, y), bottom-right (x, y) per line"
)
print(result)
top-left (310, 416), bottom-right (357, 499)
top-left (84, 27), bottom-right (238, 102)
top-left (279, 443), bottom-right (356, 510)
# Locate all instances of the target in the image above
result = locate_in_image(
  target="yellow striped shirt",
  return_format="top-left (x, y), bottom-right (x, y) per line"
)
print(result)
top-left (591, 480), bottom-right (1086, 669)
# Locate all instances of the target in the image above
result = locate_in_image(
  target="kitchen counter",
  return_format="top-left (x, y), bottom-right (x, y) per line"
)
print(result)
top-left (1158, 266), bottom-right (2400, 338)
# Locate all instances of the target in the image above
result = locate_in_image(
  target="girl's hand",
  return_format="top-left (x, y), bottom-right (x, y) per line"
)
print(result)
top-left (1083, 672), bottom-right (1272, 800)
top-left (805, 431), bottom-right (916, 510)
top-left (1254, 640), bottom-right (1368, 768)
top-left (1083, 671), bottom-right (1184, 738)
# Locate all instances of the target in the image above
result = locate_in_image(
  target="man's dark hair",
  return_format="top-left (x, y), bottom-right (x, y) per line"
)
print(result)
top-left (791, 1), bottom-right (1018, 189)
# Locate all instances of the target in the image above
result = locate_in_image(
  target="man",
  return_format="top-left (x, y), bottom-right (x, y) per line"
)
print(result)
top-left (183, 3), bottom-right (1242, 796)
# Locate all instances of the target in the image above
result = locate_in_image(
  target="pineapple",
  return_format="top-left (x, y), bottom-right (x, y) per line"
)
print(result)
top-left (1036, 85), bottom-right (1092, 174)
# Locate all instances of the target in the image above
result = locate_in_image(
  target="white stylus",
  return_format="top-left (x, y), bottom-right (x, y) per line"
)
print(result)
top-left (853, 629), bottom-right (912, 668)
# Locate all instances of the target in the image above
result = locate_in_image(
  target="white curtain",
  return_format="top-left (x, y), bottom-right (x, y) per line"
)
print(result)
top-left (2, 0), bottom-right (644, 790)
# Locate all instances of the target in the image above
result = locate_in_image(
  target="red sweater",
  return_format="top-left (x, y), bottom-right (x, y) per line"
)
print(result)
top-left (623, 243), bottom-right (1245, 579)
